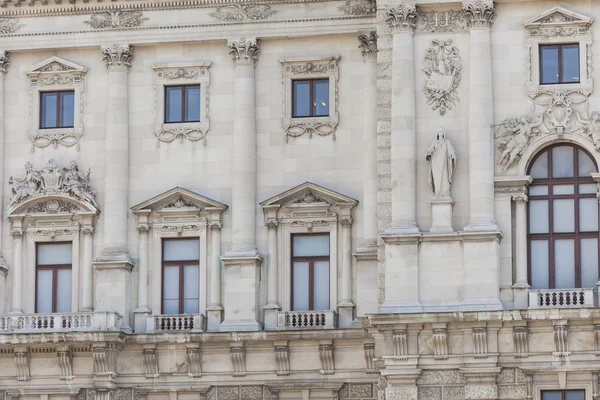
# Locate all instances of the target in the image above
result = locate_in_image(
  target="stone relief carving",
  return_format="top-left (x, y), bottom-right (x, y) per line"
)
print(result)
top-left (156, 128), bottom-right (207, 146)
top-left (338, 0), bottom-right (376, 16)
top-left (423, 39), bottom-right (461, 115)
top-left (161, 68), bottom-right (199, 80)
top-left (8, 160), bottom-right (98, 211)
top-left (358, 31), bottom-right (377, 59)
top-left (417, 10), bottom-right (467, 33)
top-left (210, 5), bottom-right (277, 21)
top-left (85, 10), bottom-right (148, 29)
top-left (27, 199), bottom-right (78, 214)
top-left (0, 18), bottom-right (22, 34)
top-left (0, 51), bottom-right (9, 74)
top-left (495, 90), bottom-right (600, 170)
top-left (426, 129), bottom-right (456, 199)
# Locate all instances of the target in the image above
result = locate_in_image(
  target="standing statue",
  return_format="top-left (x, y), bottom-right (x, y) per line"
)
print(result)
top-left (62, 161), bottom-right (99, 209)
top-left (426, 129), bottom-right (456, 199)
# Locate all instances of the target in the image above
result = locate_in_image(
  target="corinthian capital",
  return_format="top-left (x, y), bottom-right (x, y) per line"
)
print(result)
top-left (227, 37), bottom-right (260, 66)
top-left (101, 44), bottom-right (134, 71)
top-left (0, 51), bottom-right (10, 75)
top-left (357, 31), bottom-right (377, 60)
top-left (462, 0), bottom-right (495, 29)
top-left (385, 4), bottom-right (417, 33)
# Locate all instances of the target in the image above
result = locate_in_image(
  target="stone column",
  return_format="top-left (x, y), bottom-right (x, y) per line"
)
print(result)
top-left (358, 32), bottom-right (378, 249)
top-left (206, 223), bottom-right (223, 331)
top-left (135, 226), bottom-right (149, 311)
top-left (463, 0), bottom-right (498, 232)
top-left (385, 4), bottom-right (419, 235)
top-left (226, 37), bottom-right (260, 257)
top-left (339, 218), bottom-right (354, 327)
top-left (264, 221), bottom-right (279, 330)
top-left (513, 195), bottom-right (529, 307)
top-left (0, 51), bottom-right (9, 312)
top-left (11, 230), bottom-right (22, 313)
top-left (81, 226), bottom-right (95, 311)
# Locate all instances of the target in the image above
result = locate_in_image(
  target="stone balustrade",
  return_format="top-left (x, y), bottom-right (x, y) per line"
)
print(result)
top-left (147, 314), bottom-right (205, 333)
top-left (277, 310), bottom-right (337, 330)
top-left (529, 288), bottom-right (596, 309)
top-left (0, 311), bottom-right (122, 333)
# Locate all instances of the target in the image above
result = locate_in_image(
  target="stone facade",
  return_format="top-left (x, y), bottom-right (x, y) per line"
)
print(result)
top-left (0, 1), bottom-right (600, 400)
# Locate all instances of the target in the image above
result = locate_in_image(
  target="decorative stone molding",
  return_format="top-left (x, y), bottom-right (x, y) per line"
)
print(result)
top-left (513, 325), bottom-right (529, 357)
top-left (358, 31), bottom-right (377, 60)
top-left (57, 346), bottom-right (73, 380)
top-left (0, 51), bottom-right (9, 74)
top-left (274, 341), bottom-right (290, 375)
top-left (433, 325), bottom-right (448, 360)
top-left (385, 4), bottom-right (417, 32)
top-left (364, 342), bottom-right (376, 373)
top-left (230, 343), bottom-right (246, 377)
top-left (92, 343), bottom-right (119, 381)
top-left (418, 370), bottom-right (467, 385)
top-left (25, 57), bottom-right (87, 151)
top-left (228, 37), bottom-right (260, 66)
top-left (14, 348), bottom-right (29, 382)
top-left (417, 10), bottom-right (467, 33)
top-left (423, 39), bottom-right (462, 115)
top-left (594, 323), bottom-right (600, 356)
top-left (494, 176), bottom-right (532, 196)
top-left (338, 0), bottom-right (375, 16)
top-left (101, 44), bottom-right (134, 71)
top-left (319, 341), bottom-right (334, 375)
top-left (0, 17), bottom-right (22, 34)
top-left (142, 347), bottom-right (159, 379)
top-left (553, 321), bottom-right (569, 358)
top-left (210, 4), bottom-right (276, 21)
top-left (462, 0), bottom-right (495, 29)
top-left (393, 328), bottom-right (408, 358)
top-left (524, 6), bottom-right (593, 95)
top-left (85, 10), bottom-right (148, 29)
top-left (280, 56), bottom-right (340, 142)
top-left (473, 327), bottom-right (488, 357)
top-left (152, 62), bottom-right (211, 147)
top-left (186, 346), bottom-right (202, 377)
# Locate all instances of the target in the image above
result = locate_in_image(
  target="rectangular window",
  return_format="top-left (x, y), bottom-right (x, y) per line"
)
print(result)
top-left (165, 85), bottom-right (201, 123)
top-left (292, 79), bottom-right (329, 118)
top-left (540, 44), bottom-right (580, 85)
top-left (36, 242), bottom-right (73, 313)
top-left (291, 234), bottom-right (330, 311)
top-left (162, 238), bottom-right (200, 314)
top-left (40, 91), bottom-right (75, 129)
top-left (542, 391), bottom-right (585, 400)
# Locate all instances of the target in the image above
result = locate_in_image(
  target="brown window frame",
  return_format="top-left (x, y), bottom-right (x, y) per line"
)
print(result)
top-left (291, 78), bottom-right (330, 118)
top-left (35, 242), bottom-right (72, 313)
top-left (164, 84), bottom-right (201, 124)
top-left (541, 390), bottom-right (585, 400)
top-left (527, 144), bottom-right (599, 289)
top-left (161, 237), bottom-right (200, 314)
top-left (539, 43), bottom-right (580, 85)
top-left (290, 233), bottom-right (330, 311)
top-left (39, 90), bottom-right (75, 129)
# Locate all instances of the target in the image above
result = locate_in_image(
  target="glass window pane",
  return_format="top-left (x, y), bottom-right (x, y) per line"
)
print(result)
top-left (293, 81), bottom-right (311, 117)
top-left (183, 265), bottom-right (199, 314)
top-left (579, 183), bottom-right (597, 194)
top-left (553, 184), bottom-right (574, 195)
top-left (553, 199), bottom-right (575, 233)
top-left (313, 261), bottom-right (330, 310)
top-left (530, 152), bottom-right (548, 179)
top-left (561, 44), bottom-right (580, 83)
top-left (165, 86), bottom-right (183, 123)
top-left (530, 185), bottom-right (548, 196)
top-left (566, 391), bottom-right (585, 400)
top-left (531, 240), bottom-right (549, 289)
top-left (37, 243), bottom-right (72, 265)
top-left (56, 269), bottom-right (72, 313)
top-left (185, 86), bottom-right (200, 122)
top-left (541, 45), bottom-right (559, 84)
top-left (555, 239), bottom-right (575, 289)
top-left (60, 92), bottom-right (75, 127)
top-left (163, 266), bottom-right (179, 314)
top-left (580, 198), bottom-right (599, 232)
top-left (164, 239), bottom-right (199, 261)
top-left (292, 235), bottom-right (330, 257)
top-left (552, 146), bottom-right (574, 178)
top-left (578, 150), bottom-right (596, 177)
top-left (542, 393), bottom-right (562, 400)
top-left (36, 269), bottom-right (53, 313)
top-left (41, 92), bottom-right (58, 128)
top-left (292, 262), bottom-right (309, 311)
top-left (581, 238), bottom-right (599, 288)
top-left (529, 200), bottom-right (549, 234)
top-left (313, 80), bottom-right (329, 117)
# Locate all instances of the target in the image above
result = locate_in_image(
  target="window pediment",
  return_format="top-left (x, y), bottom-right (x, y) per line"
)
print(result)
top-left (9, 195), bottom-right (96, 217)
top-left (26, 56), bottom-right (88, 78)
top-left (131, 187), bottom-right (227, 214)
top-left (524, 6), bottom-right (593, 31)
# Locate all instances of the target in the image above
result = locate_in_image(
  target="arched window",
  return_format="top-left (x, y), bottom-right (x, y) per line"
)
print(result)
top-left (528, 144), bottom-right (599, 289)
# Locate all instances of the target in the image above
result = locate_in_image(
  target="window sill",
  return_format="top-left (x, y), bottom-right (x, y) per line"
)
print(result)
top-left (527, 81), bottom-right (593, 97)
top-left (277, 310), bottom-right (337, 330)
top-left (155, 121), bottom-right (209, 145)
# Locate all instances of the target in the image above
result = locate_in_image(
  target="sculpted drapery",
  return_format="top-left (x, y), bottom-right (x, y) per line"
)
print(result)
top-left (426, 129), bottom-right (456, 199)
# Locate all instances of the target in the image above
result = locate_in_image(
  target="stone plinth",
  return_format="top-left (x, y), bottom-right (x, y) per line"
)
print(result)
top-left (430, 198), bottom-right (454, 233)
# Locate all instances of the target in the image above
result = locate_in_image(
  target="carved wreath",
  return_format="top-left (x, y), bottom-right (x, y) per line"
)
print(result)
top-left (423, 39), bottom-right (462, 116)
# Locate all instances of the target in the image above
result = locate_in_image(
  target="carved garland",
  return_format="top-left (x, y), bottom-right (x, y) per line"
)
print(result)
top-left (210, 4), bottom-right (277, 22)
top-left (84, 10), bottom-right (148, 29)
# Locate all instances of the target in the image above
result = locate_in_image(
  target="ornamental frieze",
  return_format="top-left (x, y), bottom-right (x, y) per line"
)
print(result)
top-left (417, 10), bottom-right (467, 33)
top-left (84, 10), bottom-right (148, 29)
top-left (338, 0), bottom-right (376, 16)
top-left (210, 4), bottom-right (277, 22)
top-left (0, 17), bottom-right (22, 34)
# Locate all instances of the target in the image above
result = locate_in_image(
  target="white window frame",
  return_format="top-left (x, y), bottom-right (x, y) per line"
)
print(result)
top-left (280, 56), bottom-right (340, 142)
top-left (152, 62), bottom-right (211, 146)
top-left (26, 57), bottom-right (87, 151)
top-left (525, 6), bottom-right (593, 95)
top-left (534, 384), bottom-right (592, 400)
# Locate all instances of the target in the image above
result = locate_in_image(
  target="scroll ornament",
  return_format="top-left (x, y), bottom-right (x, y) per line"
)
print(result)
top-left (423, 39), bottom-right (462, 115)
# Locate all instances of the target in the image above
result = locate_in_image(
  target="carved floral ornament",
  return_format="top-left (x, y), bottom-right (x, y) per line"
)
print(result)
top-left (357, 31), bottom-right (377, 59)
top-left (228, 37), bottom-right (260, 66)
top-left (101, 44), bottom-right (134, 71)
top-left (423, 39), bottom-right (461, 115)
top-left (0, 17), bottom-right (22, 34)
top-left (385, 4), bottom-right (417, 32)
top-left (84, 10), bottom-right (148, 29)
top-left (338, 0), bottom-right (376, 16)
top-left (210, 4), bottom-right (277, 22)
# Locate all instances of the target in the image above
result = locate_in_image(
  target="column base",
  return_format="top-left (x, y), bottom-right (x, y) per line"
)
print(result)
top-left (464, 217), bottom-right (499, 232)
top-left (95, 247), bottom-right (133, 264)
top-left (458, 298), bottom-right (503, 311)
top-left (93, 259), bottom-right (134, 332)
top-left (430, 198), bottom-right (454, 233)
top-left (263, 303), bottom-right (280, 331)
top-left (379, 300), bottom-right (423, 314)
top-left (133, 308), bottom-right (150, 333)
top-left (512, 283), bottom-right (530, 309)
top-left (220, 255), bottom-right (263, 332)
top-left (337, 302), bottom-right (355, 328)
top-left (224, 246), bottom-right (260, 259)
top-left (206, 305), bottom-right (223, 332)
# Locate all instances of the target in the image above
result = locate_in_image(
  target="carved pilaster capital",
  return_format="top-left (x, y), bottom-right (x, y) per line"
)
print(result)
top-left (227, 37), bottom-right (260, 66)
top-left (0, 51), bottom-right (10, 75)
top-left (385, 4), bottom-right (417, 33)
top-left (101, 44), bottom-right (134, 71)
top-left (82, 226), bottom-right (95, 236)
top-left (137, 225), bottom-right (150, 234)
top-left (209, 223), bottom-right (222, 232)
top-left (358, 31), bottom-right (377, 60)
top-left (340, 217), bottom-right (353, 227)
top-left (266, 221), bottom-right (278, 230)
top-left (12, 230), bottom-right (23, 239)
top-left (462, 0), bottom-right (495, 29)
top-left (512, 195), bottom-right (528, 204)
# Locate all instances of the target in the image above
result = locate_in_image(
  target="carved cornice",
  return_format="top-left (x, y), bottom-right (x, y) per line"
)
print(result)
top-left (462, 0), bottom-right (495, 29)
top-left (0, 51), bottom-right (8, 74)
top-left (228, 37), bottom-right (260, 66)
top-left (210, 4), bottom-right (276, 22)
top-left (101, 44), bottom-right (134, 71)
top-left (385, 4), bottom-right (417, 33)
top-left (85, 10), bottom-right (148, 29)
top-left (357, 31), bottom-right (377, 60)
